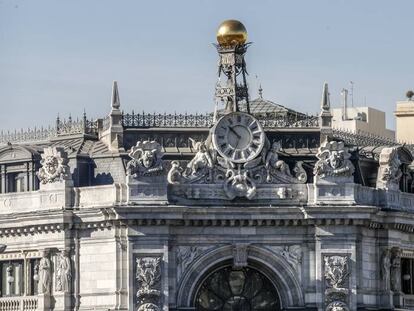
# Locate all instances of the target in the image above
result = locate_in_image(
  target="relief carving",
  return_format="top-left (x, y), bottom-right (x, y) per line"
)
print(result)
top-left (127, 141), bottom-right (164, 177)
top-left (326, 301), bottom-right (349, 311)
top-left (38, 250), bottom-right (51, 295)
top-left (390, 248), bottom-right (402, 292)
top-left (314, 140), bottom-right (354, 182)
top-left (324, 255), bottom-right (350, 311)
top-left (167, 137), bottom-right (307, 201)
top-left (56, 250), bottom-right (72, 293)
top-left (136, 256), bottom-right (162, 311)
top-left (37, 147), bottom-right (70, 184)
top-left (176, 246), bottom-right (213, 283)
top-left (233, 244), bottom-right (249, 269)
top-left (381, 248), bottom-right (391, 291)
top-left (267, 245), bottom-right (303, 274)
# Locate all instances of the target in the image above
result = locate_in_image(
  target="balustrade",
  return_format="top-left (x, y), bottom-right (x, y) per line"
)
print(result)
top-left (0, 296), bottom-right (37, 311)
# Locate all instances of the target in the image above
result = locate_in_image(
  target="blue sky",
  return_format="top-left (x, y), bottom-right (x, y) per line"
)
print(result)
top-left (1, 0), bottom-right (413, 130)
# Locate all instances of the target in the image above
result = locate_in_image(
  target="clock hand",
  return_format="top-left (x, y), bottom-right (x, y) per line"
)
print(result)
top-left (228, 126), bottom-right (241, 139)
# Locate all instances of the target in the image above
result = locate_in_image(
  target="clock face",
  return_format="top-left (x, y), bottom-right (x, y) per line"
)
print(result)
top-left (212, 112), bottom-right (265, 163)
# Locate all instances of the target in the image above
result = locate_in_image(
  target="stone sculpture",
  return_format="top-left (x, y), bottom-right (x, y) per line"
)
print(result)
top-left (381, 249), bottom-right (391, 291)
top-left (326, 301), bottom-right (349, 311)
top-left (37, 147), bottom-right (70, 184)
top-left (376, 147), bottom-right (402, 191)
top-left (127, 141), bottom-right (164, 177)
top-left (314, 140), bottom-right (354, 181)
top-left (56, 250), bottom-right (72, 293)
top-left (39, 250), bottom-right (51, 294)
top-left (167, 137), bottom-right (307, 200)
top-left (391, 248), bottom-right (402, 292)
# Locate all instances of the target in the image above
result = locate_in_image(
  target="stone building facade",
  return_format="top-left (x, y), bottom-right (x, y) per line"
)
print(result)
top-left (0, 20), bottom-right (414, 311)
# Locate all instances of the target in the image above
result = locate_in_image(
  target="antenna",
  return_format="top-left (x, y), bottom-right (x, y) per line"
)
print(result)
top-left (350, 81), bottom-right (354, 107)
top-left (341, 88), bottom-right (349, 121)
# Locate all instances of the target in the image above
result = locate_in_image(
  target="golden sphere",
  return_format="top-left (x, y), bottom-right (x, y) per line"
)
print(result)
top-left (216, 20), bottom-right (247, 46)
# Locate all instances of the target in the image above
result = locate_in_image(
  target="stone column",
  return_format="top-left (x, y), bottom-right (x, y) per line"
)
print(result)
top-left (1, 165), bottom-right (6, 193)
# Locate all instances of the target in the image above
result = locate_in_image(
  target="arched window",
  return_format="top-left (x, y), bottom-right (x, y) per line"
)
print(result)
top-left (195, 266), bottom-right (280, 311)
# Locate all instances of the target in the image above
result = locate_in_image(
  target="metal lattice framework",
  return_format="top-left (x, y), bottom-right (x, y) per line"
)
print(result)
top-left (121, 111), bottom-right (319, 128)
top-left (332, 127), bottom-right (398, 147)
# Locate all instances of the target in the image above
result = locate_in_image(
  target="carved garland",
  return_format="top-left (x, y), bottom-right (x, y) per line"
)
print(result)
top-left (136, 256), bottom-right (162, 311)
top-left (324, 255), bottom-right (350, 311)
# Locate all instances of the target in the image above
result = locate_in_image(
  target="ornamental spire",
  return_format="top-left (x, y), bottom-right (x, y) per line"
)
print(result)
top-left (321, 82), bottom-right (330, 112)
top-left (111, 80), bottom-right (120, 110)
top-left (319, 82), bottom-right (333, 140)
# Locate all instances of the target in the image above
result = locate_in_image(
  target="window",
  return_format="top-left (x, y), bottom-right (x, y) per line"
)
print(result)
top-left (0, 261), bottom-right (24, 297)
top-left (402, 258), bottom-right (414, 294)
top-left (6, 173), bottom-right (26, 193)
top-left (0, 259), bottom-right (40, 297)
top-left (195, 266), bottom-right (280, 311)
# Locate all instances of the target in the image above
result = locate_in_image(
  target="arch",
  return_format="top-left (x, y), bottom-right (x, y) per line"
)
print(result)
top-left (176, 245), bottom-right (304, 309)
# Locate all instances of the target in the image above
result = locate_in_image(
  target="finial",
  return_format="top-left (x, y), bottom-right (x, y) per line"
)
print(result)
top-left (406, 90), bottom-right (414, 101)
top-left (111, 80), bottom-right (120, 110)
top-left (258, 84), bottom-right (263, 99)
top-left (321, 82), bottom-right (330, 111)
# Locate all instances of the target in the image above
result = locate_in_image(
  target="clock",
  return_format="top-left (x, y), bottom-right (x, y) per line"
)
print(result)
top-left (212, 112), bottom-right (265, 163)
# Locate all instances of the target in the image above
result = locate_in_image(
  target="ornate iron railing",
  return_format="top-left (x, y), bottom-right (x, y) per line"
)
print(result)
top-left (121, 111), bottom-right (319, 128)
top-left (0, 114), bottom-right (98, 145)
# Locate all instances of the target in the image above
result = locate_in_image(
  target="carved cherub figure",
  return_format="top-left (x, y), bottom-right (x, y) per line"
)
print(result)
top-left (127, 141), bottom-right (164, 177)
top-left (314, 140), bottom-right (354, 179)
top-left (37, 147), bottom-right (70, 184)
top-left (185, 138), bottom-right (213, 176)
top-left (265, 141), bottom-right (291, 181)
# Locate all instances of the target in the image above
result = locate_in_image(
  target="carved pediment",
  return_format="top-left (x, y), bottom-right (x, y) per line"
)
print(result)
top-left (0, 145), bottom-right (40, 163)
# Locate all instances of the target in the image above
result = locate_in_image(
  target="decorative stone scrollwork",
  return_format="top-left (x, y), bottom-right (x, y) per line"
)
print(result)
top-left (376, 147), bottom-right (402, 191)
top-left (324, 255), bottom-right (349, 290)
top-left (136, 256), bottom-right (162, 311)
top-left (168, 137), bottom-right (307, 201)
top-left (56, 250), bottom-right (72, 293)
top-left (314, 140), bottom-right (354, 182)
top-left (326, 301), bottom-right (349, 311)
top-left (127, 141), bottom-right (164, 177)
top-left (176, 246), bottom-right (213, 284)
top-left (266, 245), bottom-right (303, 275)
top-left (324, 255), bottom-right (350, 311)
top-left (37, 147), bottom-right (70, 184)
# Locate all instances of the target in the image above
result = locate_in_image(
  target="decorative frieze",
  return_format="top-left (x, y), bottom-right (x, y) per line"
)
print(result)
top-left (136, 256), bottom-right (162, 311)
